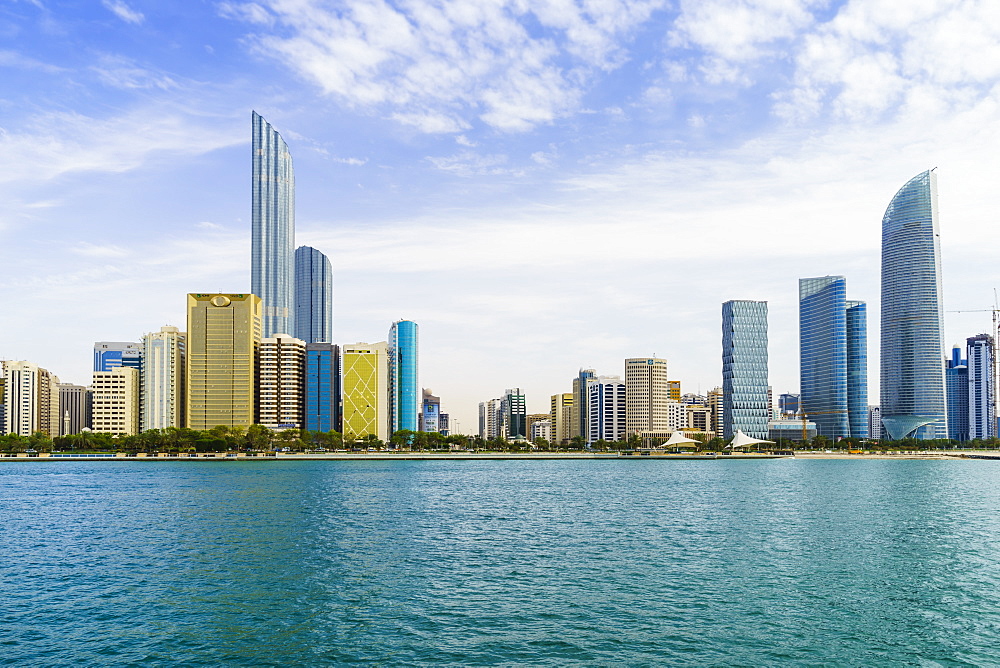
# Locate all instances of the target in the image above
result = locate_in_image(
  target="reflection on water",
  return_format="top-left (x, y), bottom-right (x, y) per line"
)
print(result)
top-left (2, 459), bottom-right (999, 665)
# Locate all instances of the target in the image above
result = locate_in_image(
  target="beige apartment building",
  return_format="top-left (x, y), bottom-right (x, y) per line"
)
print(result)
top-left (625, 357), bottom-right (669, 435)
top-left (91, 367), bottom-right (140, 436)
top-left (257, 333), bottom-right (306, 430)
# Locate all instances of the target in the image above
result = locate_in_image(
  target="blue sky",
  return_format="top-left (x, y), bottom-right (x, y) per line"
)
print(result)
top-left (3, 0), bottom-right (1000, 433)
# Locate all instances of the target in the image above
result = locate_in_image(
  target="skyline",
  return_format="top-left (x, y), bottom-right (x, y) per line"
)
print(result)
top-left (3, 2), bottom-right (1000, 432)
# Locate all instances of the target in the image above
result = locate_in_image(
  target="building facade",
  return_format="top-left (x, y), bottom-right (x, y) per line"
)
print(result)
top-left (304, 342), bottom-right (340, 433)
top-left (722, 300), bottom-right (769, 440)
top-left (588, 376), bottom-right (626, 443)
top-left (421, 388), bottom-right (440, 433)
top-left (185, 293), bottom-right (262, 430)
top-left (58, 383), bottom-right (90, 436)
top-left (550, 392), bottom-right (574, 445)
top-left (141, 326), bottom-right (186, 431)
top-left (880, 169), bottom-right (948, 440)
top-left (293, 245), bottom-right (333, 344)
top-left (388, 320), bottom-right (419, 434)
top-left (3, 361), bottom-right (40, 436)
top-left (945, 345), bottom-right (969, 441)
top-left (93, 342), bottom-right (141, 372)
top-left (501, 388), bottom-right (526, 440)
top-left (625, 357), bottom-right (669, 435)
top-left (257, 334), bottom-right (306, 430)
top-left (869, 406), bottom-right (883, 440)
top-left (846, 300), bottom-right (869, 438)
top-left (252, 111), bottom-right (295, 339)
top-left (571, 369), bottom-right (596, 439)
top-left (967, 334), bottom-right (996, 440)
top-left (341, 342), bottom-right (388, 442)
top-left (91, 367), bottom-right (140, 436)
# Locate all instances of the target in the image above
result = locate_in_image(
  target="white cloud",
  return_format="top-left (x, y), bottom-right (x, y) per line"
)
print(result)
top-left (222, 0), bottom-right (666, 132)
top-left (73, 242), bottom-right (130, 258)
top-left (0, 50), bottom-right (64, 73)
top-left (426, 151), bottom-right (523, 177)
top-left (102, 0), bottom-right (144, 25)
top-left (0, 107), bottom-right (243, 185)
top-left (91, 55), bottom-right (178, 90)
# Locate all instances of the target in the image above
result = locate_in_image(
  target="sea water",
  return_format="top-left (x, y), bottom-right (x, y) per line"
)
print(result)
top-left (3, 459), bottom-right (1000, 665)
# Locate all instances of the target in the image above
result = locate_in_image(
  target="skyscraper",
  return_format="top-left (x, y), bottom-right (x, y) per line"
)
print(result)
top-left (388, 320), bottom-right (419, 434)
top-left (572, 368), bottom-right (596, 439)
top-left (798, 277), bottom-right (868, 439)
top-left (421, 388), bottom-right (440, 432)
top-left (550, 392), bottom-right (574, 445)
top-left (625, 357), bottom-right (669, 435)
top-left (141, 326), bottom-right (186, 431)
top-left (294, 246), bottom-right (333, 344)
top-left (304, 342), bottom-right (341, 433)
top-left (945, 344), bottom-right (969, 441)
top-left (91, 367), bottom-right (140, 436)
top-left (588, 376), bottom-right (626, 443)
top-left (967, 334), bottom-right (996, 440)
top-left (3, 361), bottom-right (40, 436)
top-left (722, 300), bottom-right (769, 440)
top-left (185, 293), bottom-right (262, 430)
top-left (341, 342), bottom-right (388, 442)
top-left (257, 333), bottom-right (306, 430)
top-left (880, 170), bottom-right (947, 440)
top-left (58, 383), bottom-right (89, 436)
top-left (501, 388), bottom-right (527, 440)
top-left (252, 111), bottom-right (295, 339)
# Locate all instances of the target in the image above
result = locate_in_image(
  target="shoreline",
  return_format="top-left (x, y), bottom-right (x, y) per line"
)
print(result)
top-left (0, 451), bottom-right (989, 462)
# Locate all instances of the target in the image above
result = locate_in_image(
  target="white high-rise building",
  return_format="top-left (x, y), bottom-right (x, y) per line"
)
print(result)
top-left (3, 361), bottom-right (40, 436)
top-left (625, 357), bottom-right (669, 435)
top-left (967, 334), bottom-right (996, 440)
top-left (666, 401), bottom-right (686, 431)
top-left (257, 334), bottom-right (306, 430)
top-left (142, 326), bottom-right (186, 431)
top-left (588, 375), bottom-right (626, 444)
top-left (91, 367), bottom-right (140, 436)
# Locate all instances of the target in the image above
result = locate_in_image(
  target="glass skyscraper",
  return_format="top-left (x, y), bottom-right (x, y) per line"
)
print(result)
top-left (93, 342), bottom-right (142, 372)
top-left (252, 111), bottom-right (295, 339)
top-left (388, 320), bottom-right (419, 434)
top-left (967, 334), bottom-right (995, 441)
top-left (880, 170), bottom-right (947, 440)
top-left (304, 343), bottom-right (340, 433)
top-left (294, 246), bottom-right (333, 344)
top-left (798, 277), bottom-right (868, 439)
top-left (722, 300), bottom-right (769, 440)
top-left (945, 344), bottom-right (968, 441)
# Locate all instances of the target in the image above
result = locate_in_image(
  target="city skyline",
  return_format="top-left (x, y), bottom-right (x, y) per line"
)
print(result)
top-left (3, 2), bottom-right (1000, 432)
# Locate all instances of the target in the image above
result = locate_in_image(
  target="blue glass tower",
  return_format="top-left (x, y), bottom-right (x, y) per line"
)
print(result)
top-left (294, 246), bottom-right (333, 344)
top-left (304, 343), bottom-right (340, 433)
top-left (252, 111), bottom-right (295, 339)
top-left (846, 300), bottom-right (869, 438)
top-left (722, 300), bottom-right (769, 440)
top-left (388, 320), bottom-right (419, 434)
top-left (945, 344), bottom-right (968, 441)
top-left (880, 170), bottom-right (947, 440)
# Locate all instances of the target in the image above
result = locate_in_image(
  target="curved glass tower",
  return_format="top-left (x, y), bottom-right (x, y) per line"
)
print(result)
top-left (799, 277), bottom-right (849, 438)
top-left (252, 111), bottom-right (295, 339)
top-left (294, 246), bottom-right (333, 344)
top-left (722, 300), bottom-right (769, 440)
top-left (388, 320), bottom-right (419, 435)
top-left (880, 170), bottom-right (947, 440)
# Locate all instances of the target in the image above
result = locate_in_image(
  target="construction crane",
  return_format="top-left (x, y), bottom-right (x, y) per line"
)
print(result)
top-left (799, 409), bottom-right (849, 444)
top-left (946, 295), bottom-right (1000, 439)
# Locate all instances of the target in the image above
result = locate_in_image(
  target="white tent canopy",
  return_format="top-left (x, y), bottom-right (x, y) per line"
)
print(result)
top-left (726, 430), bottom-right (775, 449)
top-left (663, 431), bottom-right (699, 447)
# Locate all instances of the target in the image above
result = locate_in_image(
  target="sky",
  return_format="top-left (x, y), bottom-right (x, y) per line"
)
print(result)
top-left (2, 0), bottom-right (1000, 435)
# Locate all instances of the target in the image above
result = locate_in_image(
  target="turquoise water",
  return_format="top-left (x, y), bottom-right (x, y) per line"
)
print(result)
top-left (3, 459), bottom-right (1000, 665)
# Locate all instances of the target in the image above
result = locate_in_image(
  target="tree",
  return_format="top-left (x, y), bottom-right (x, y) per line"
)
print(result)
top-left (391, 430), bottom-right (416, 449)
top-left (246, 424), bottom-right (274, 451)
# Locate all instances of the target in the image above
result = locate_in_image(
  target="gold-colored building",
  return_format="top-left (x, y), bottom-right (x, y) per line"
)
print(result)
top-left (185, 293), bottom-right (262, 430)
top-left (549, 392), bottom-right (574, 445)
top-left (341, 342), bottom-right (388, 442)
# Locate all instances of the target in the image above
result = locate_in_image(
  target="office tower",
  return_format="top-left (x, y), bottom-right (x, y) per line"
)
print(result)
top-left (501, 388), bottom-right (526, 440)
top-left (588, 376), bottom-right (626, 443)
top-left (141, 326), bottom-right (186, 431)
top-left (58, 384), bottom-right (89, 436)
top-left (294, 246), bottom-right (333, 344)
top-left (388, 320), bottom-right (419, 434)
top-left (707, 387), bottom-right (724, 436)
top-left (438, 413), bottom-right (450, 436)
top-left (945, 344), bottom-right (969, 441)
top-left (880, 169), bottom-right (947, 440)
top-left (94, 342), bottom-right (142, 372)
top-left (686, 404), bottom-right (710, 433)
top-left (798, 277), bottom-right (868, 439)
top-left (257, 334), bottom-right (306, 430)
top-left (869, 406), bottom-right (883, 440)
top-left (252, 111), bottom-right (295, 339)
top-left (846, 301), bottom-right (869, 438)
top-left (304, 343), bottom-right (341, 433)
top-left (667, 380), bottom-right (681, 402)
top-left (91, 367), bottom-right (140, 436)
top-left (779, 393), bottom-right (800, 415)
top-left (625, 357), bottom-right (669, 435)
top-left (186, 293), bottom-right (262, 430)
top-left (571, 368), bottom-right (596, 439)
top-left (479, 398), bottom-right (502, 438)
top-left (38, 368), bottom-right (60, 437)
top-left (3, 361), bottom-right (39, 436)
top-left (722, 300), bottom-right (769, 440)
top-left (421, 389), bottom-right (441, 432)
top-left (967, 334), bottom-right (996, 440)
top-left (550, 392), bottom-right (574, 445)
top-left (341, 342), bottom-right (388, 442)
